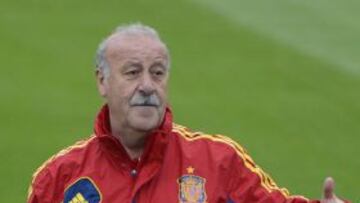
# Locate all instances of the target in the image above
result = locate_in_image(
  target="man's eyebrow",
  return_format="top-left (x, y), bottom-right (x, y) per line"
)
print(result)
top-left (150, 61), bottom-right (167, 69)
top-left (122, 61), bottom-right (142, 71)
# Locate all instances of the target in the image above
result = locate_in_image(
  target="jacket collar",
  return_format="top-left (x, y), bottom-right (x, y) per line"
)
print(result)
top-left (94, 104), bottom-right (172, 167)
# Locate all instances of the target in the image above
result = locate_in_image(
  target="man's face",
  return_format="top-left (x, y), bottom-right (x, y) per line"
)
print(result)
top-left (97, 34), bottom-right (169, 133)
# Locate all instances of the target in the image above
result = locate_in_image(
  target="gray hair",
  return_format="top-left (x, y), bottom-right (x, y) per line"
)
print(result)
top-left (95, 23), bottom-right (170, 77)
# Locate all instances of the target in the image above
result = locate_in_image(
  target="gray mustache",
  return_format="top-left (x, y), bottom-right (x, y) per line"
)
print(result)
top-left (130, 93), bottom-right (160, 107)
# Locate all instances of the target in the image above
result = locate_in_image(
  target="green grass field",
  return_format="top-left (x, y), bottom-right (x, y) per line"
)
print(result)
top-left (1, 0), bottom-right (359, 202)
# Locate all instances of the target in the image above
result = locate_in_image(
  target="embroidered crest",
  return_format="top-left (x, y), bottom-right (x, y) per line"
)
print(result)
top-left (178, 166), bottom-right (207, 203)
top-left (64, 177), bottom-right (101, 203)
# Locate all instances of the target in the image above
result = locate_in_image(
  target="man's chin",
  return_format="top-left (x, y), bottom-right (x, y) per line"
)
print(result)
top-left (129, 119), bottom-right (159, 132)
top-left (127, 106), bottom-right (165, 131)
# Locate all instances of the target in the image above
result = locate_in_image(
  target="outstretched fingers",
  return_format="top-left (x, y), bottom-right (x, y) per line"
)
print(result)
top-left (323, 177), bottom-right (335, 199)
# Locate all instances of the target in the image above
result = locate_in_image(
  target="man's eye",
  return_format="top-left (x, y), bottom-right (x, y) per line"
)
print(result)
top-left (154, 70), bottom-right (164, 76)
top-left (126, 70), bottom-right (139, 75)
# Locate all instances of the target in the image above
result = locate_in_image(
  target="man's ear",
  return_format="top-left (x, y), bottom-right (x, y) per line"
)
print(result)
top-left (96, 69), bottom-right (107, 97)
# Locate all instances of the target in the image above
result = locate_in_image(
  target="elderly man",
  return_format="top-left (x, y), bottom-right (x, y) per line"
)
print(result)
top-left (27, 23), bottom-right (347, 203)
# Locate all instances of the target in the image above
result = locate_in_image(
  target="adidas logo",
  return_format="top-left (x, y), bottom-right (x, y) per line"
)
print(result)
top-left (68, 192), bottom-right (89, 203)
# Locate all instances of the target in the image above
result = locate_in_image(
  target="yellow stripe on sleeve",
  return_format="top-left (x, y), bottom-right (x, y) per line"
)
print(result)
top-left (173, 124), bottom-right (291, 198)
top-left (27, 135), bottom-right (96, 201)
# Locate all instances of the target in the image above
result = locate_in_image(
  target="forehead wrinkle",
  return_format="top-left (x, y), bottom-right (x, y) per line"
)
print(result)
top-left (107, 47), bottom-right (168, 67)
top-left (105, 34), bottom-right (168, 64)
top-left (108, 49), bottom-right (167, 64)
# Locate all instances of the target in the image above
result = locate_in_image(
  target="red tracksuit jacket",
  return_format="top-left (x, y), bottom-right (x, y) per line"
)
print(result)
top-left (28, 105), bottom-right (322, 203)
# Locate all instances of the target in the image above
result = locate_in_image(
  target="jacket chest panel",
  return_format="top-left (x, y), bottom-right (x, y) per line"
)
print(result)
top-left (62, 155), bottom-right (228, 202)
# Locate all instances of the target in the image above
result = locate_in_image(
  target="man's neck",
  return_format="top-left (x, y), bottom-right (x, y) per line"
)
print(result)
top-left (112, 127), bottom-right (150, 160)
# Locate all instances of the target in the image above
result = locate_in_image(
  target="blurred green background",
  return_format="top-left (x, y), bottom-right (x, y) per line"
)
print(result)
top-left (1, 0), bottom-right (359, 202)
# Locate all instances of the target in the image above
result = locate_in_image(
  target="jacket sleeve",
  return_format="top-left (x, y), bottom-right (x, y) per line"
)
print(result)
top-left (226, 148), bottom-right (321, 203)
top-left (27, 166), bottom-right (62, 203)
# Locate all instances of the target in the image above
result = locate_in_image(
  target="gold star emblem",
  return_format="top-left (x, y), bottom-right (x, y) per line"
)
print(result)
top-left (186, 166), bottom-right (195, 174)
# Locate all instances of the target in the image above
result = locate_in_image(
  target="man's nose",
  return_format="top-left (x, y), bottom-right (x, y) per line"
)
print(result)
top-left (138, 73), bottom-right (155, 96)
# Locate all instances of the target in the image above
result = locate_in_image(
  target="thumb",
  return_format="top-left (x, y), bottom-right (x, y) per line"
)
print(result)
top-left (323, 177), bottom-right (335, 199)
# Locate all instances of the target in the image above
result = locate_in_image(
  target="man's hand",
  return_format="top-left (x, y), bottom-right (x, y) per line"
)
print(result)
top-left (321, 177), bottom-right (344, 203)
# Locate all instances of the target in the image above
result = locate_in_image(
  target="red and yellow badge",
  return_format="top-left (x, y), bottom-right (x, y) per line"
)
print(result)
top-left (178, 166), bottom-right (207, 203)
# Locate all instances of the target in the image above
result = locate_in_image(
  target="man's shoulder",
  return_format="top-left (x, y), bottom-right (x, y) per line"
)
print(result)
top-left (27, 135), bottom-right (99, 201)
top-left (172, 123), bottom-right (240, 145)
top-left (171, 123), bottom-right (249, 157)
top-left (30, 135), bottom-right (98, 182)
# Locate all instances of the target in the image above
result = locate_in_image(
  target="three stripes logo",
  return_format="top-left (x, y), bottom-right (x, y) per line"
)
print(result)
top-left (68, 193), bottom-right (89, 203)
